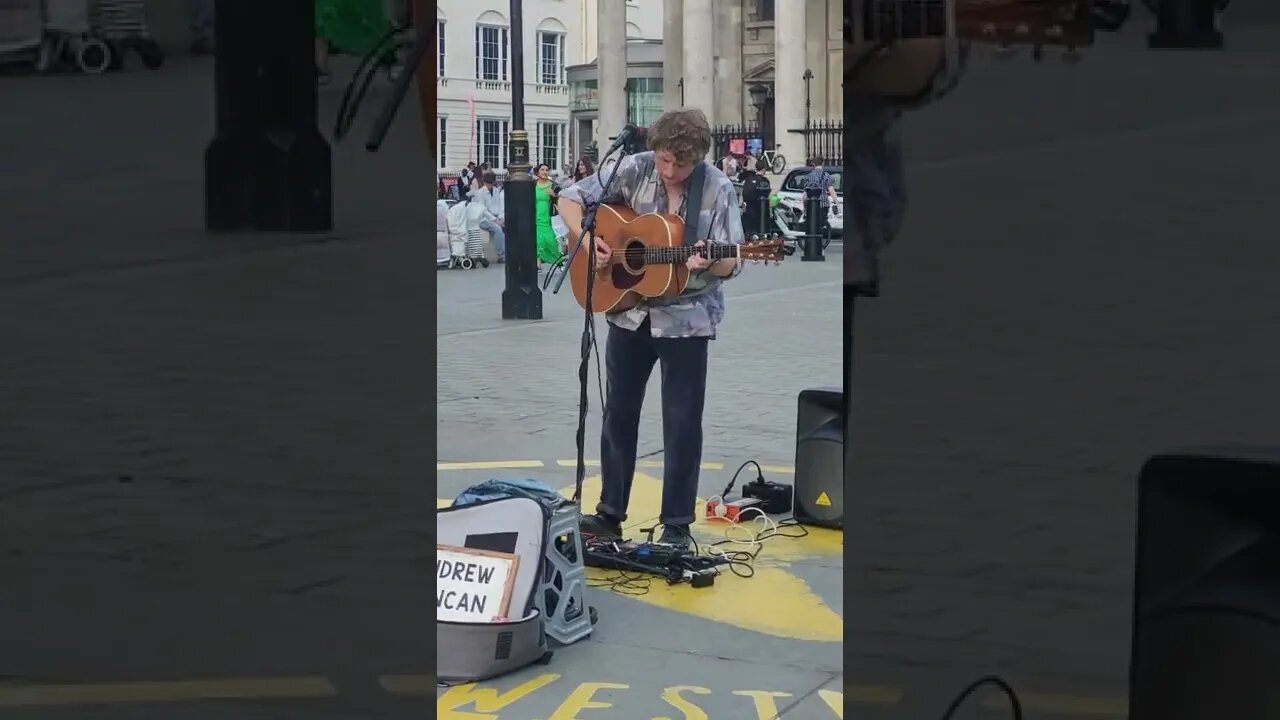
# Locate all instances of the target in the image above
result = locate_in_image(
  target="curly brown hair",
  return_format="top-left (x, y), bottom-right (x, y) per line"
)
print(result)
top-left (646, 108), bottom-right (712, 166)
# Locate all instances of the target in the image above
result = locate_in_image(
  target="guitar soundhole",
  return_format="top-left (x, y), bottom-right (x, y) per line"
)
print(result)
top-left (609, 239), bottom-right (646, 290)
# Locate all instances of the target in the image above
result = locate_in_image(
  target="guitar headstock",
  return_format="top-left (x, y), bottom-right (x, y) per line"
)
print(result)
top-left (741, 235), bottom-right (787, 264)
top-left (957, 0), bottom-right (1095, 62)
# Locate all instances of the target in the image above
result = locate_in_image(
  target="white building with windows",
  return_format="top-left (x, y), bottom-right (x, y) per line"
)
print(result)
top-left (434, 1), bottom-right (661, 177)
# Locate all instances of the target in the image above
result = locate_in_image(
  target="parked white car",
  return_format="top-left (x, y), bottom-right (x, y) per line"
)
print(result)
top-left (774, 167), bottom-right (843, 240)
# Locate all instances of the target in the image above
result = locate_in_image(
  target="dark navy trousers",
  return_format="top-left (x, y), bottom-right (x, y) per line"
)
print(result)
top-left (596, 319), bottom-right (709, 527)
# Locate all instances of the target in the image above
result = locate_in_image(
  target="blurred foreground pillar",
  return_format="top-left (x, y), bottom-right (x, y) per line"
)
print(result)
top-left (205, 0), bottom-right (333, 232)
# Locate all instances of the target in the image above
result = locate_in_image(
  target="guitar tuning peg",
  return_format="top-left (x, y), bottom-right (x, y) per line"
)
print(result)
top-left (1032, 45), bottom-right (1044, 63)
top-left (993, 44), bottom-right (1016, 61)
top-left (1062, 48), bottom-right (1082, 65)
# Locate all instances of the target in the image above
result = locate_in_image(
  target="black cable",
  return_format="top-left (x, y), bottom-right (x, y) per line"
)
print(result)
top-left (938, 676), bottom-right (1023, 720)
top-left (333, 21), bottom-right (411, 141)
top-left (720, 459), bottom-right (764, 498)
top-left (364, 19), bottom-right (429, 152)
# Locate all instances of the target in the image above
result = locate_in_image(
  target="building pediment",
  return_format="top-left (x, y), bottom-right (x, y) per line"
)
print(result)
top-left (743, 59), bottom-right (774, 82)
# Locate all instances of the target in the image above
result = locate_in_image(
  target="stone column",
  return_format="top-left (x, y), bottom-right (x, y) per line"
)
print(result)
top-left (682, 0), bottom-right (715, 124)
top-left (713, 0), bottom-right (742, 124)
top-left (773, 0), bottom-right (807, 164)
top-left (663, 0), bottom-right (684, 111)
top-left (827, 0), bottom-right (843, 121)
top-left (805, 0), bottom-right (828, 121)
top-left (598, 0), bottom-right (629, 149)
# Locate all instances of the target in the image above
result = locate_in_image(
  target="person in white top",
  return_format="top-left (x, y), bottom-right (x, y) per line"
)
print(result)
top-left (436, 199), bottom-right (451, 265)
top-left (467, 171), bottom-right (506, 262)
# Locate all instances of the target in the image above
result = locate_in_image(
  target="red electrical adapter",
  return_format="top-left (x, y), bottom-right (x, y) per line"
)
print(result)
top-left (704, 496), bottom-right (764, 523)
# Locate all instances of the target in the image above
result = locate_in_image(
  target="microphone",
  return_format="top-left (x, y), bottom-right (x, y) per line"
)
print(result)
top-left (602, 123), bottom-right (639, 159)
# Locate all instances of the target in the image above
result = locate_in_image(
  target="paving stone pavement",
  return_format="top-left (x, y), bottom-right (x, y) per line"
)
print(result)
top-left (0, 55), bottom-right (434, 719)
top-left (843, 17), bottom-right (1280, 713)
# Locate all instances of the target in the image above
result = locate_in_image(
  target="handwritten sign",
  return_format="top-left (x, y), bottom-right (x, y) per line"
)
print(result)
top-left (437, 544), bottom-right (520, 622)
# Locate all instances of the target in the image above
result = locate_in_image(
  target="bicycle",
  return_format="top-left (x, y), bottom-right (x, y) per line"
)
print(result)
top-left (758, 144), bottom-right (788, 175)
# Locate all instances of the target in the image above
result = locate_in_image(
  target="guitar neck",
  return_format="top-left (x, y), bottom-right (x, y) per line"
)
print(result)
top-left (641, 243), bottom-right (737, 266)
top-left (862, 0), bottom-right (950, 43)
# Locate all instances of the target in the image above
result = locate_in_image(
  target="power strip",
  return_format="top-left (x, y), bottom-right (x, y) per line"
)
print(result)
top-left (705, 496), bottom-right (763, 522)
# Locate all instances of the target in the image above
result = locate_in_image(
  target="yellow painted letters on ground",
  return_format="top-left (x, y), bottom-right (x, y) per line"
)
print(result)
top-left (436, 673), bottom-right (561, 720)
top-left (654, 685), bottom-right (712, 720)
top-left (818, 689), bottom-right (843, 718)
top-left (546, 681), bottom-right (629, 720)
top-left (733, 689), bottom-right (794, 719)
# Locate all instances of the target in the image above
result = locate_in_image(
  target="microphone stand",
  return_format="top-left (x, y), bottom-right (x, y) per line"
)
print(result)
top-left (552, 142), bottom-right (632, 506)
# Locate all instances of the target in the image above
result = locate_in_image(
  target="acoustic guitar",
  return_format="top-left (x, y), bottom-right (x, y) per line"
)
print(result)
top-left (567, 204), bottom-right (786, 315)
top-left (848, 0), bottom-right (1096, 101)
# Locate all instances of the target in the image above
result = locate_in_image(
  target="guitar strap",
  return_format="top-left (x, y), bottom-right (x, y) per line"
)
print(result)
top-left (680, 161), bottom-right (708, 247)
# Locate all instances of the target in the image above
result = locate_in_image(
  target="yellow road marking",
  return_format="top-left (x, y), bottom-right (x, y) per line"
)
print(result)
top-left (562, 471), bottom-right (842, 642)
top-left (985, 691), bottom-right (1126, 717)
top-left (0, 677), bottom-right (337, 707)
top-left (845, 684), bottom-right (903, 706)
top-left (379, 675), bottom-right (433, 696)
top-left (554, 459), bottom-right (796, 473)
top-left (0, 674), bottom-right (1127, 716)
top-left (434, 459), bottom-right (795, 473)
top-left (437, 460), bottom-right (545, 470)
top-left (555, 459), bottom-right (602, 467)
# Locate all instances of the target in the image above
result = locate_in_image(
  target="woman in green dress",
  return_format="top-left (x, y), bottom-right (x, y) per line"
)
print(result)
top-left (315, 0), bottom-right (390, 82)
top-left (534, 163), bottom-right (563, 266)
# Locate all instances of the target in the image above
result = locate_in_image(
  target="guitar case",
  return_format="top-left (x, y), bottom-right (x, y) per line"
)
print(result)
top-left (437, 490), bottom-right (557, 684)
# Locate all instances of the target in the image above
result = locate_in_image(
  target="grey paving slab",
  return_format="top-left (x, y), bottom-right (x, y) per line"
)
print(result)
top-left (845, 15), bottom-right (1280, 716)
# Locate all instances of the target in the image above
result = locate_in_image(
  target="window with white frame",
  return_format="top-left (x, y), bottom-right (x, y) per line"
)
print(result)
top-left (476, 118), bottom-right (509, 168)
top-left (474, 25), bottom-right (509, 82)
top-left (537, 31), bottom-right (566, 85)
top-left (438, 116), bottom-right (447, 169)
top-left (437, 20), bottom-right (445, 77)
top-left (538, 122), bottom-right (566, 172)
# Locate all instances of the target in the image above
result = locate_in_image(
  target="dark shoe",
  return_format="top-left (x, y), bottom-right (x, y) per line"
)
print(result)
top-left (657, 524), bottom-right (692, 550)
top-left (580, 513), bottom-right (622, 538)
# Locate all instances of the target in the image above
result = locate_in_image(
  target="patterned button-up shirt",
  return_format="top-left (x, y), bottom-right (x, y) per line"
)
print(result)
top-left (845, 114), bottom-right (907, 293)
top-left (844, 40), bottom-right (968, 293)
top-left (559, 151), bottom-right (746, 339)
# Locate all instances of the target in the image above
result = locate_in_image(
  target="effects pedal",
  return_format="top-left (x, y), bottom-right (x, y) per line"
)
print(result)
top-left (705, 496), bottom-right (763, 523)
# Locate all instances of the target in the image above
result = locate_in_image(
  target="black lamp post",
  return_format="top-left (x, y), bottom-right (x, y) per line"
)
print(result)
top-left (501, 0), bottom-right (542, 320)
top-left (802, 68), bottom-right (814, 131)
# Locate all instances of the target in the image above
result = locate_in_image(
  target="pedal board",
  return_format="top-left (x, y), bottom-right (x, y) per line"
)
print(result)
top-left (583, 539), bottom-right (724, 586)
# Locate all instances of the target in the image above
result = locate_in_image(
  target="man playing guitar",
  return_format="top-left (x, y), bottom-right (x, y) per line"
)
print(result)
top-left (557, 108), bottom-right (746, 549)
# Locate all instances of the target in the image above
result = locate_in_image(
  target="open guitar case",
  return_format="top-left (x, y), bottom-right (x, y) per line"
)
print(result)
top-left (437, 486), bottom-right (559, 684)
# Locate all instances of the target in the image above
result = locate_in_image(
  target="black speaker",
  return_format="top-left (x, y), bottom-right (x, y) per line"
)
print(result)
top-left (1129, 449), bottom-right (1280, 720)
top-left (793, 387), bottom-right (844, 529)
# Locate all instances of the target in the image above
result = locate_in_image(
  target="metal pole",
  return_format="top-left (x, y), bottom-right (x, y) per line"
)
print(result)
top-left (801, 193), bottom-right (825, 262)
top-left (501, 0), bottom-right (543, 319)
top-left (1147, 0), bottom-right (1223, 49)
top-left (803, 68), bottom-right (813, 131)
top-left (205, 0), bottom-right (332, 233)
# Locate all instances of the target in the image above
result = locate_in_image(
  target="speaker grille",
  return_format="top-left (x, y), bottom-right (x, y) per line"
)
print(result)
top-left (795, 388), bottom-right (844, 529)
